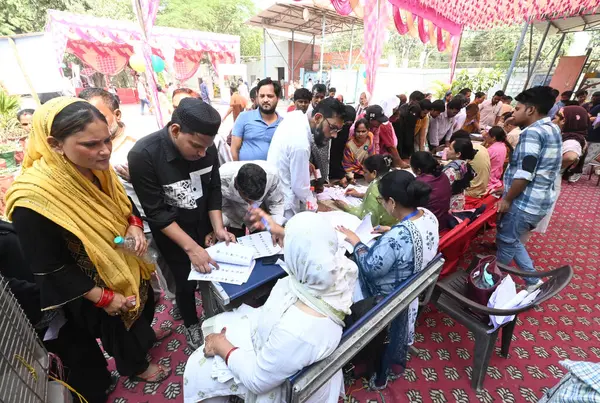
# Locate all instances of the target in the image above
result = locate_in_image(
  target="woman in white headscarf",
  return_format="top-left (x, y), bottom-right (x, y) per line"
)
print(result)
top-left (183, 212), bottom-right (357, 403)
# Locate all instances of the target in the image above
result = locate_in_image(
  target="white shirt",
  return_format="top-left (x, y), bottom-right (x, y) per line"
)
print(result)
top-left (219, 160), bottom-right (286, 228)
top-left (137, 81), bottom-right (147, 99)
top-left (452, 108), bottom-right (467, 133)
top-left (479, 100), bottom-right (503, 127)
top-left (267, 110), bottom-right (317, 214)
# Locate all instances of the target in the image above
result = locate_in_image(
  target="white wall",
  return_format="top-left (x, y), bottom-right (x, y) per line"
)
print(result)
top-left (262, 38), bottom-right (289, 81)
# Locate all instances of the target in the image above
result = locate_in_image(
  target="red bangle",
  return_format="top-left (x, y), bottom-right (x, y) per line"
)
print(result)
top-left (94, 288), bottom-right (115, 308)
top-left (128, 215), bottom-right (144, 229)
top-left (225, 347), bottom-right (239, 365)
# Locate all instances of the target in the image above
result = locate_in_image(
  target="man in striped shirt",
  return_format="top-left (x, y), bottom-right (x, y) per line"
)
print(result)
top-left (496, 86), bottom-right (562, 291)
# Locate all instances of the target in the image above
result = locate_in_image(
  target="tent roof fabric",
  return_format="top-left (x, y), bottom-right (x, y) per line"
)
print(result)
top-left (247, 2), bottom-right (363, 36)
top-left (534, 11), bottom-right (600, 34)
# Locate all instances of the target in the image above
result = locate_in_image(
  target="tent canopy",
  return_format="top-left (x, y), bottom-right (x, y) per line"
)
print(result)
top-left (46, 10), bottom-right (240, 80)
top-left (247, 1), bottom-right (363, 36)
top-left (533, 11), bottom-right (600, 35)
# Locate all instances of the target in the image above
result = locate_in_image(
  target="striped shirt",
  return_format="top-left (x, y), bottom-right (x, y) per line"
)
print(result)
top-left (503, 117), bottom-right (562, 216)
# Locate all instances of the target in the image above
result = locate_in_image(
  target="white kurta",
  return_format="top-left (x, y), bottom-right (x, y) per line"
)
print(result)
top-left (219, 160), bottom-right (286, 228)
top-left (266, 110), bottom-right (317, 215)
top-left (183, 281), bottom-right (344, 403)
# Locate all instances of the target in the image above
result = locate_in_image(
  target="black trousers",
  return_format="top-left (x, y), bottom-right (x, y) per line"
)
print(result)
top-left (163, 257), bottom-right (202, 327)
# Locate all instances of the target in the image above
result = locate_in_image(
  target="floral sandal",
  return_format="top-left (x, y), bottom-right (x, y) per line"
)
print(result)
top-left (131, 364), bottom-right (171, 383)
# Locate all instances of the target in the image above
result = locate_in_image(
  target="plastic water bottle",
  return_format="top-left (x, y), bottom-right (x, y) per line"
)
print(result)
top-left (114, 236), bottom-right (159, 264)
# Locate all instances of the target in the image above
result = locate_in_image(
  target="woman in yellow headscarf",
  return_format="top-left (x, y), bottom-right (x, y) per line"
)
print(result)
top-left (6, 97), bottom-right (171, 402)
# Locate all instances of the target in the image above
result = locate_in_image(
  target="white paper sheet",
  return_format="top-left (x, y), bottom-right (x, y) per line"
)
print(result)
top-left (237, 231), bottom-right (282, 258)
top-left (188, 260), bottom-right (256, 285)
top-left (318, 211), bottom-right (380, 253)
top-left (188, 242), bottom-right (256, 285)
top-left (316, 185), bottom-right (367, 207)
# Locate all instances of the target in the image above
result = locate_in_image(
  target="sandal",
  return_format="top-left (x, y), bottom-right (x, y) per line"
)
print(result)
top-left (154, 328), bottom-right (172, 341)
top-left (130, 364), bottom-right (171, 383)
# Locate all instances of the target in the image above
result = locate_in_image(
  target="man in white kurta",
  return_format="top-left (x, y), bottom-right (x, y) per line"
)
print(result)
top-left (219, 160), bottom-right (285, 229)
top-left (267, 110), bottom-right (317, 218)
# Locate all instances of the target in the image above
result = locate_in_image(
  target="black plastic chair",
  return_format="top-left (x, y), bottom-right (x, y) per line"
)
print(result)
top-left (430, 255), bottom-right (573, 391)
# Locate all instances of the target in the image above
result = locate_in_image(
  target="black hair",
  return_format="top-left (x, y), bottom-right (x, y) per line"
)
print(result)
top-left (378, 170), bottom-right (432, 209)
top-left (256, 78), bottom-right (282, 98)
top-left (453, 94), bottom-right (469, 107)
top-left (50, 101), bottom-right (107, 141)
top-left (235, 163), bottom-right (267, 201)
top-left (329, 87), bottom-right (336, 93)
top-left (250, 87), bottom-right (257, 100)
top-left (17, 109), bottom-right (35, 121)
top-left (488, 125), bottom-right (514, 154)
top-left (354, 118), bottom-right (369, 131)
top-left (474, 92), bottom-right (486, 99)
top-left (501, 95), bottom-right (513, 102)
top-left (447, 97), bottom-right (463, 111)
top-left (363, 154), bottom-right (392, 177)
top-left (344, 105), bottom-right (356, 123)
top-left (431, 100), bottom-right (446, 112)
top-left (157, 85), bottom-right (163, 92)
top-left (410, 151), bottom-right (443, 177)
top-left (551, 88), bottom-right (560, 98)
top-left (561, 90), bottom-right (574, 98)
top-left (576, 89), bottom-right (588, 97)
top-left (293, 88), bottom-right (312, 102)
top-left (459, 88), bottom-right (472, 96)
top-left (563, 100), bottom-right (579, 107)
top-left (494, 90), bottom-right (505, 97)
top-left (311, 97), bottom-right (347, 119)
top-left (419, 99), bottom-right (432, 111)
top-left (452, 138), bottom-right (478, 160)
top-left (501, 111), bottom-right (514, 122)
top-left (409, 91), bottom-right (425, 102)
top-left (312, 84), bottom-right (327, 95)
top-left (515, 86), bottom-right (556, 115)
top-left (78, 87), bottom-right (120, 111)
top-left (450, 129), bottom-right (471, 142)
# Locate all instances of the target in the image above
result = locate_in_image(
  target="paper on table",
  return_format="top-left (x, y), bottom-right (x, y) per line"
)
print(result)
top-left (354, 213), bottom-right (381, 246)
top-left (316, 185), bottom-right (366, 207)
top-left (188, 242), bottom-right (256, 285)
top-left (318, 211), bottom-right (380, 253)
top-left (237, 231), bottom-right (282, 258)
top-left (188, 260), bottom-right (256, 285)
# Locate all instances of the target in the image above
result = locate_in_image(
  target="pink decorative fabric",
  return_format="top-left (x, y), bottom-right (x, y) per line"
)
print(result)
top-left (363, 0), bottom-right (389, 94)
top-left (330, 0), bottom-right (354, 15)
top-left (392, 7), bottom-right (409, 34)
top-left (436, 26), bottom-right (447, 52)
top-left (417, 15), bottom-right (428, 44)
top-left (387, 0), bottom-right (462, 35)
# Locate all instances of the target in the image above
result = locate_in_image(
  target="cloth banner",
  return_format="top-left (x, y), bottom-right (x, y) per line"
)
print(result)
top-left (69, 42), bottom-right (132, 76)
top-left (449, 34), bottom-right (462, 82)
top-left (208, 51), bottom-right (236, 77)
top-left (363, 0), bottom-right (389, 94)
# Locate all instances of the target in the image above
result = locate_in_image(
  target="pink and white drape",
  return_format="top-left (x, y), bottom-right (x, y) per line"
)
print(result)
top-left (363, 0), bottom-right (389, 94)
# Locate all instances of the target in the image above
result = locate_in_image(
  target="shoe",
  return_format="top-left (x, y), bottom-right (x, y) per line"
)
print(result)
top-left (368, 372), bottom-right (388, 391)
top-left (185, 323), bottom-right (203, 350)
top-left (568, 173), bottom-right (581, 183)
top-left (526, 279), bottom-right (544, 293)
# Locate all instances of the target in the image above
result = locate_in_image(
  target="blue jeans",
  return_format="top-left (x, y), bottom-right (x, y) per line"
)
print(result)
top-left (140, 98), bottom-right (150, 114)
top-left (496, 205), bottom-right (545, 285)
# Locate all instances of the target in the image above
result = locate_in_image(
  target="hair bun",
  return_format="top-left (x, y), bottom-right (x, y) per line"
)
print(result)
top-left (406, 180), bottom-right (432, 208)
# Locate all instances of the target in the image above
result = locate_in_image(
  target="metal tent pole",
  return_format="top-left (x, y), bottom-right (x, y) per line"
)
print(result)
top-left (263, 28), bottom-right (267, 78)
top-left (502, 20), bottom-right (529, 92)
top-left (544, 33), bottom-right (566, 84)
top-left (523, 21), bottom-right (551, 90)
top-left (291, 30), bottom-right (295, 83)
top-left (319, 13), bottom-right (325, 84)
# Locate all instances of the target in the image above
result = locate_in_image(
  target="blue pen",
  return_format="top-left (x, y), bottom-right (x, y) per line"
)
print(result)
top-left (251, 203), bottom-right (271, 232)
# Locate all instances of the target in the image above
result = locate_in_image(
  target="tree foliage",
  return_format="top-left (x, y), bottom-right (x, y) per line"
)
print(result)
top-left (156, 0), bottom-right (262, 57)
top-left (450, 69), bottom-right (503, 94)
top-left (0, 0), bottom-right (92, 35)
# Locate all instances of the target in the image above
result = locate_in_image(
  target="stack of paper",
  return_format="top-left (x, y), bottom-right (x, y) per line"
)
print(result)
top-left (316, 185), bottom-right (367, 207)
top-left (237, 231), bottom-right (282, 258)
top-left (188, 242), bottom-right (256, 285)
top-left (319, 211), bottom-right (381, 253)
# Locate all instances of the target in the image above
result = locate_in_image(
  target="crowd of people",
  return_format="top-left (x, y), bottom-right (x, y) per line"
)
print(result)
top-left (1, 76), bottom-right (594, 402)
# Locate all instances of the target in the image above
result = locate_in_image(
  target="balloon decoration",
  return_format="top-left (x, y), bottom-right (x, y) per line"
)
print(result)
top-left (129, 53), bottom-right (146, 72)
top-left (151, 55), bottom-right (165, 73)
top-left (363, 71), bottom-right (367, 78)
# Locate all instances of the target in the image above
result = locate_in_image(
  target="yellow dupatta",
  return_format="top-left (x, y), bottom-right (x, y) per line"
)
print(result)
top-left (5, 97), bottom-right (154, 327)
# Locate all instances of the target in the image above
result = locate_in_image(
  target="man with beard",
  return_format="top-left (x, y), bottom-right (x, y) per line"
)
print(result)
top-left (268, 97), bottom-right (347, 218)
top-left (231, 78), bottom-right (282, 161)
top-left (479, 90), bottom-right (505, 127)
top-left (306, 83), bottom-right (327, 118)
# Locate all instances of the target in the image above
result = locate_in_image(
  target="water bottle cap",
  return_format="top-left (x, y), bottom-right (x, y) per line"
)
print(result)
top-left (114, 236), bottom-right (124, 245)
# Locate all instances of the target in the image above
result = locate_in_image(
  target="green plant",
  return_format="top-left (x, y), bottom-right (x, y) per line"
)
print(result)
top-left (450, 68), bottom-right (503, 95)
top-left (432, 80), bottom-right (452, 100)
top-left (0, 88), bottom-right (20, 127)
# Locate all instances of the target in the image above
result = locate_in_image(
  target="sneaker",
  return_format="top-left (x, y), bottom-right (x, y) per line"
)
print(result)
top-left (185, 323), bottom-right (203, 350)
top-left (526, 279), bottom-right (544, 293)
top-left (568, 173), bottom-right (582, 183)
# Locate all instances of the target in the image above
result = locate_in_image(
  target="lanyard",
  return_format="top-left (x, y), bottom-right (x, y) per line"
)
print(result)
top-left (401, 210), bottom-right (419, 222)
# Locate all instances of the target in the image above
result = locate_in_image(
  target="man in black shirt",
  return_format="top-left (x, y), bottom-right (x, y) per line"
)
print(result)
top-left (128, 98), bottom-right (234, 349)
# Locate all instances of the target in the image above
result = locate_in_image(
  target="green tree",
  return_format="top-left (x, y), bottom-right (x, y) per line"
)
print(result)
top-left (156, 0), bottom-right (262, 57)
top-left (0, 0), bottom-right (93, 35)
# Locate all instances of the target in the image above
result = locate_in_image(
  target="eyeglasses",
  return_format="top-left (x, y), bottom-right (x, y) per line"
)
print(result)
top-left (324, 119), bottom-right (342, 134)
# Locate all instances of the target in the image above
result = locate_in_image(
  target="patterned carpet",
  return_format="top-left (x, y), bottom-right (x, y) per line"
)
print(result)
top-left (108, 177), bottom-right (600, 403)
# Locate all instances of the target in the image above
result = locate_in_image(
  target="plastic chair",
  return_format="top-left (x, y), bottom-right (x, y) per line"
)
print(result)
top-left (438, 218), bottom-right (471, 277)
top-left (430, 255), bottom-right (573, 391)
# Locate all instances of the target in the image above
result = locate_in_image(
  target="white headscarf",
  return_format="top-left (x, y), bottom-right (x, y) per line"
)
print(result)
top-left (253, 212), bottom-right (357, 348)
top-left (380, 95), bottom-right (401, 118)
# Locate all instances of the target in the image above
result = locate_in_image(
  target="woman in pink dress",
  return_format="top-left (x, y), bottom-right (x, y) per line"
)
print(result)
top-left (482, 126), bottom-right (513, 191)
